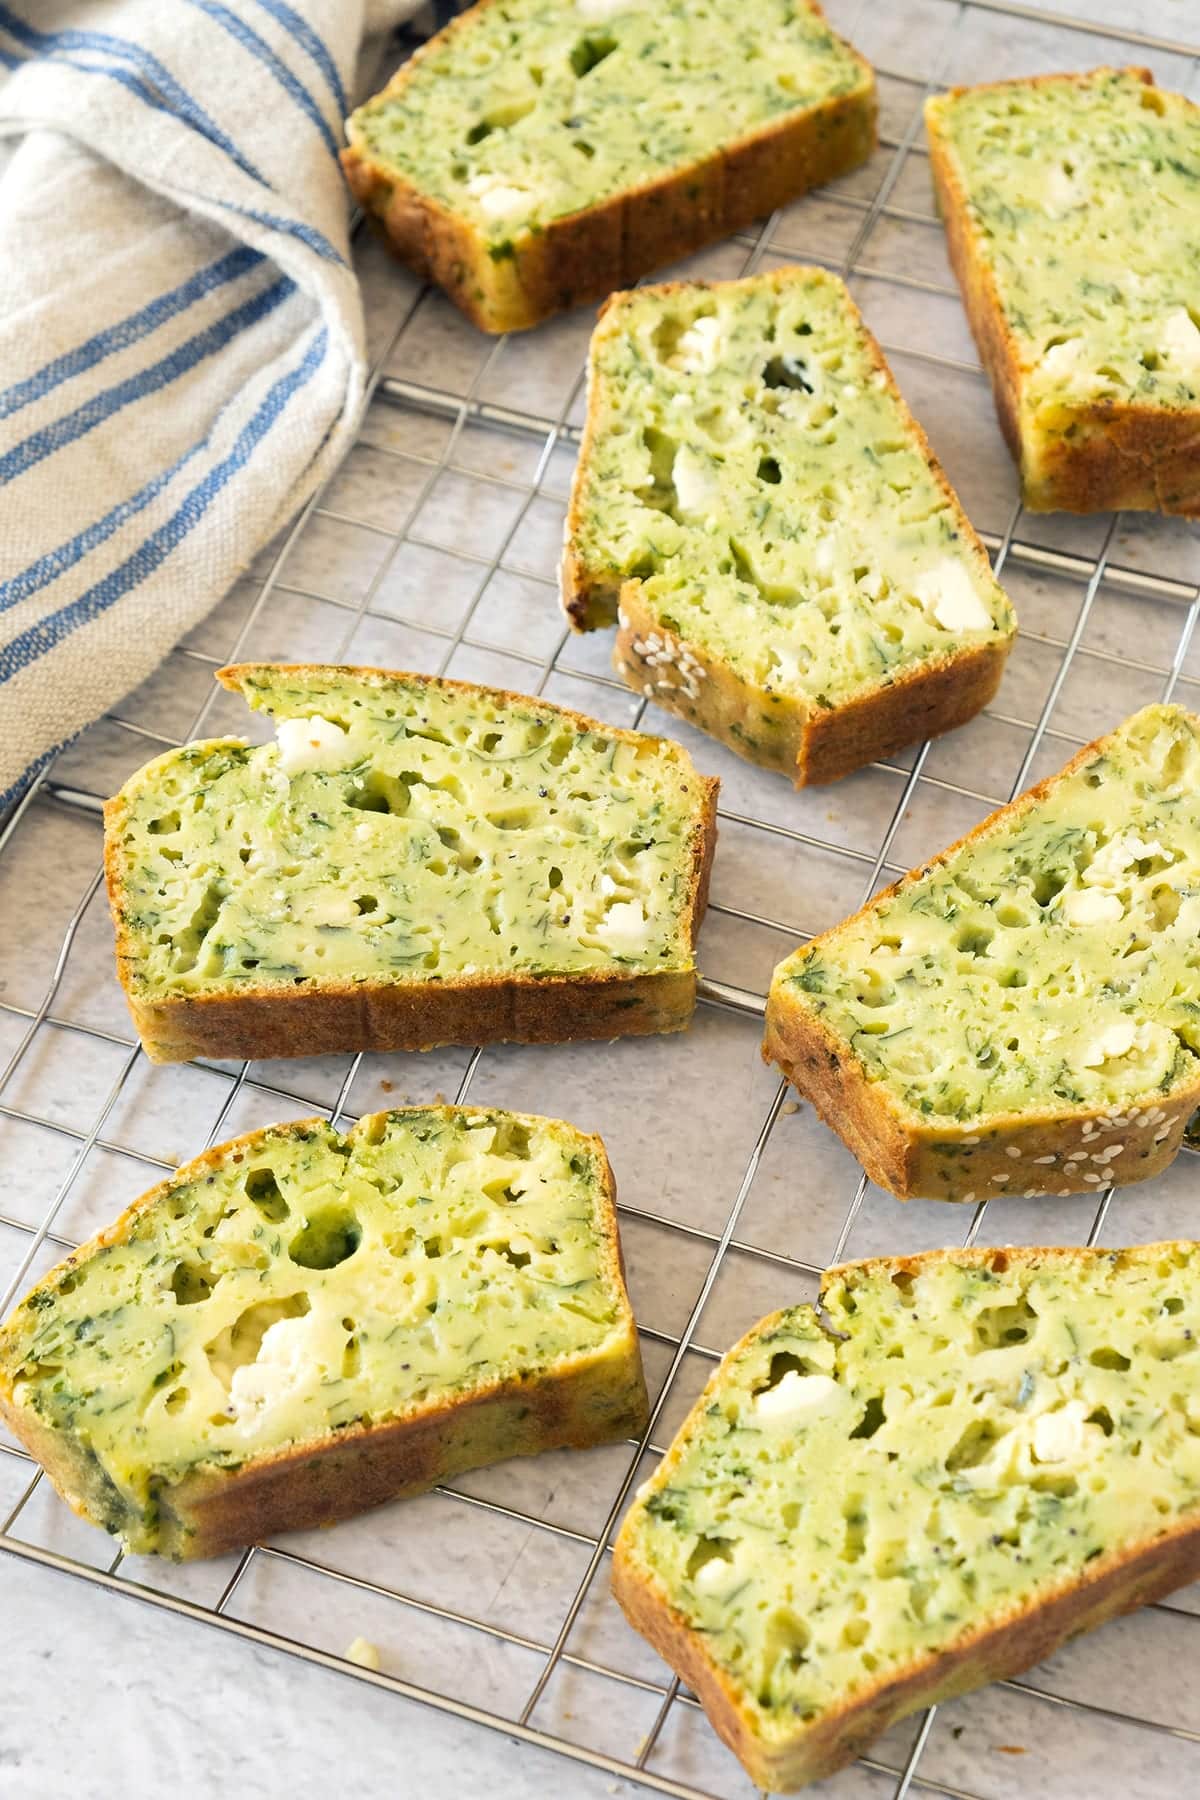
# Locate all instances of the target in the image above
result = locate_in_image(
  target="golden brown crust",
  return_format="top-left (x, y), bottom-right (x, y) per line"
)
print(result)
top-left (763, 712), bottom-right (1200, 1200)
top-left (563, 270), bottom-right (1014, 786)
top-left (103, 664), bottom-right (718, 1065)
top-left (613, 1250), bottom-right (1200, 1789)
top-left (927, 69), bottom-right (1200, 517)
top-left (0, 1108), bottom-right (649, 1561)
top-left (340, 2), bottom-right (876, 334)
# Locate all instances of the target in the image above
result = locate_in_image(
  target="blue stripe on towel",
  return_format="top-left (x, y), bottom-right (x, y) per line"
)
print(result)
top-left (0, 737), bottom-right (69, 813)
top-left (0, 327), bottom-right (329, 685)
top-left (0, 439), bottom-right (208, 614)
top-left (0, 8), bottom-right (268, 185)
top-left (183, 0), bottom-right (339, 157)
top-left (216, 199), bottom-right (346, 265)
top-left (0, 276), bottom-right (294, 489)
top-left (248, 0), bottom-right (347, 119)
top-left (0, 246), bottom-right (265, 424)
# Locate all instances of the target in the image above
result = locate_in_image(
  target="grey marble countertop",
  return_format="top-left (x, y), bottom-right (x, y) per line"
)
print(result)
top-left (0, 1556), bottom-right (647, 1800)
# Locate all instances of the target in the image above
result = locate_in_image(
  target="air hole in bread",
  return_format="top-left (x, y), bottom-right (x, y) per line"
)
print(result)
top-left (244, 1168), bottom-right (288, 1224)
top-left (289, 1208), bottom-right (362, 1270)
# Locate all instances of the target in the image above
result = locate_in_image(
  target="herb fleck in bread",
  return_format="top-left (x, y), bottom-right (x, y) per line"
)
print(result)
top-left (563, 266), bottom-right (1016, 784)
top-left (0, 1106), bottom-right (646, 1560)
top-left (927, 69), bottom-right (1200, 515)
top-left (341, 0), bottom-right (875, 334)
top-left (615, 1244), bottom-right (1200, 1791)
top-left (104, 664), bottom-right (717, 1064)
top-left (764, 704), bottom-right (1200, 1200)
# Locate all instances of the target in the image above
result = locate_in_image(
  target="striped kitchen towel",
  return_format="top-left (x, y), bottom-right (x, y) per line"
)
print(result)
top-left (0, 0), bottom-right (420, 809)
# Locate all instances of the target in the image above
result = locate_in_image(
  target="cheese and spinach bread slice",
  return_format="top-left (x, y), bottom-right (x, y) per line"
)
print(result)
top-left (615, 1244), bottom-right (1200, 1791)
top-left (0, 1106), bottom-right (647, 1560)
top-left (765, 704), bottom-right (1200, 1201)
top-left (104, 664), bottom-right (717, 1064)
top-left (926, 69), bottom-right (1200, 515)
top-left (340, 0), bottom-right (875, 334)
top-left (562, 268), bottom-right (1016, 786)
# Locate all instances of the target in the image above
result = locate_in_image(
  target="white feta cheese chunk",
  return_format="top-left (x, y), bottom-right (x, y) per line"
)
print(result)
top-left (576, 0), bottom-right (631, 17)
top-left (768, 643), bottom-right (805, 689)
top-left (594, 899), bottom-right (651, 956)
top-left (753, 1370), bottom-right (843, 1427)
top-left (1084, 831), bottom-right (1168, 887)
top-left (1160, 307), bottom-right (1200, 375)
top-left (912, 559), bottom-right (992, 633)
top-left (229, 1314), bottom-right (324, 1422)
top-left (1081, 1020), bottom-right (1137, 1067)
top-left (310, 891), bottom-right (360, 928)
top-left (1038, 338), bottom-right (1085, 380)
top-left (1061, 887), bottom-right (1124, 928)
top-left (694, 1547), bottom-right (743, 1593)
top-left (1032, 1400), bottom-right (1098, 1464)
top-left (466, 175), bottom-right (532, 222)
top-left (670, 314), bottom-right (722, 373)
top-left (275, 715), bottom-right (359, 777)
top-left (671, 446), bottom-right (721, 519)
top-left (1043, 163), bottom-right (1081, 213)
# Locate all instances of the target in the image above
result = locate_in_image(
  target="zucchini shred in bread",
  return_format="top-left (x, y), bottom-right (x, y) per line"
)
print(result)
top-left (927, 69), bottom-right (1200, 515)
top-left (104, 664), bottom-right (717, 1064)
top-left (0, 1107), bottom-right (647, 1560)
top-left (563, 268), bottom-right (1016, 785)
top-left (765, 705), bottom-right (1200, 1201)
top-left (341, 0), bottom-right (875, 333)
top-left (615, 1244), bottom-right (1200, 1791)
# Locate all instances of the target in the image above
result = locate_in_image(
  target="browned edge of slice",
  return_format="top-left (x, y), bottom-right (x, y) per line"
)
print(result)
top-left (562, 269), bottom-right (1014, 786)
top-left (926, 68), bottom-right (1200, 517)
top-left (340, 1), bottom-right (876, 334)
top-left (612, 1248), bottom-right (1200, 1789)
top-left (0, 1108), bottom-right (648, 1560)
top-left (103, 664), bottom-right (718, 1065)
top-left (763, 709), bottom-right (1200, 1199)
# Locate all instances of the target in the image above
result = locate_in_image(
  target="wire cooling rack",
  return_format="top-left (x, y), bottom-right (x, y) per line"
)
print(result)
top-left (3, 3), bottom-right (1200, 1795)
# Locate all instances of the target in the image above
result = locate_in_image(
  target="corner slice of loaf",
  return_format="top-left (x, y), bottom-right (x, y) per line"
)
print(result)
top-left (764, 704), bottom-right (1200, 1201)
top-left (562, 267), bottom-right (1016, 785)
top-left (615, 1243), bottom-right (1200, 1791)
top-left (104, 664), bottom-right (717, 1064)
top-left (926, 69), bottom-right (1200, 516)
top-left (341, 0), bottom-right (875, 334)
top-left (0, 1106), bottom-right (647, 1560)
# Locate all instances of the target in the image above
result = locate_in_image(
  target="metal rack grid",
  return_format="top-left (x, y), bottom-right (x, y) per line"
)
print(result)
top-left (2, 2), bottom-right (1200, 1794)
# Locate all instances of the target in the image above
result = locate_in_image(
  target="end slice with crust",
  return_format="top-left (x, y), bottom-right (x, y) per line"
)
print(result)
top-left (765, 704), bottom-right (1200, 1201)
top-left (614, 1243), bottom-right (1200, 1791)
top-left (103, 663), bottom-right (717, 1064)
top-left (562, 266), bottom-right (1016, 785)
top-left (926, 68), bottom-right (1200, 515)
top-left (341, 0), bottom-right (875, 334)
top-left (0, 1106), bottom-right (647, 1560)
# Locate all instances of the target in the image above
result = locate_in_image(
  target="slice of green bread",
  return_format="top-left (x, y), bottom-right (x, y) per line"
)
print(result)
top-left (562, 267), bottom-right (1016, 785)
top-left (927, 69), bottom-right (1200, 515)
top-left (615, 1243), bottom-right (1200, 1791)
top-left (0, 1106), bottom-right (646, 1560)
top-left (764, 704), bottom-right (1200, 1200)
top-left (104, 664), bottom-right (717, 1064)
top-left (341, 0), bottom-right (875, 334)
